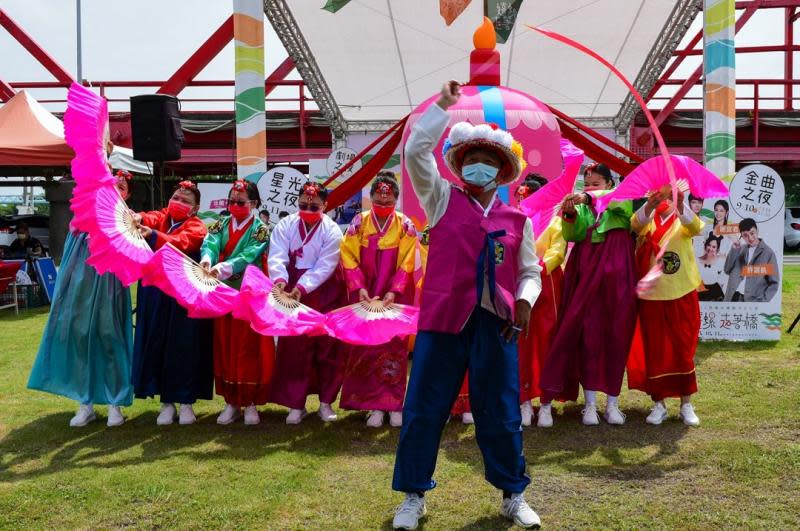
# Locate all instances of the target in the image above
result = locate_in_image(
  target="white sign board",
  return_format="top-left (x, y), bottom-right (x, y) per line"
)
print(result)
top-left (695, 164), bottom-right (784, 340)
top-left (257, 166), bottom-right (306, 218)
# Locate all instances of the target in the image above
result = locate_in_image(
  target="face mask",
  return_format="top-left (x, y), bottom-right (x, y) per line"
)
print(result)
top-left (655, 201), bottom-right (671, 216)
top-left (373, 205), bottom-right (395, 218)
top-left (168, 200), bottom-right (193, 221)
top-left (461, 162), bottom-right (499, 192)
top-left (228, 203), bottom-right (251, 221)
top-left (299, 210), bottom-right (322, 224)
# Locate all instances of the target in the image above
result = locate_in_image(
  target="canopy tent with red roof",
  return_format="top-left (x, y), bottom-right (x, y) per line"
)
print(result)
top-left (0, 90), bottom-right (74, 166)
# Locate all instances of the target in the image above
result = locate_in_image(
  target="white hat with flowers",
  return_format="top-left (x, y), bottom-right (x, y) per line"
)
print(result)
top-left (442, 121), bottom-right (527, 185)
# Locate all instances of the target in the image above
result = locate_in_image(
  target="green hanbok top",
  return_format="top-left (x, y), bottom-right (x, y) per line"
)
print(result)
top-left (561, 190), bottom-right (633, 244)
top-left (200, 215), bottom-right (270, 288)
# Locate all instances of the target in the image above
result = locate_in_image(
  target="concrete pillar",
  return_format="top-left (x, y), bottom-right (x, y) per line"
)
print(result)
top-left (44, 180), bottom-right (75, 265)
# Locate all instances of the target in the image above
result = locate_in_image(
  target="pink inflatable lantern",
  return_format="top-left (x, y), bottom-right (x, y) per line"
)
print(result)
top-left (400, 18), bottom-right (563, 228)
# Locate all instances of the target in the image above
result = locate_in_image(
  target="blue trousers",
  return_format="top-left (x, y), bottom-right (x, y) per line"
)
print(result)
top-left (392, 308), bottom-right (530, 494)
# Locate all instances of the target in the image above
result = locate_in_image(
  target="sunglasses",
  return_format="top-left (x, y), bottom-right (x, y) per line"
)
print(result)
top-left (298, 203), bottom-right (322, 212)
top-left (228, 199), bottom-right (251, 207)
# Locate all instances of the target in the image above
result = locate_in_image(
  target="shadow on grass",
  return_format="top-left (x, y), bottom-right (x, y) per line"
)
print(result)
top-left (378, 514), bottom-right (512, 531)
top-left (443, 404), bottom-right (692, 482)
top-left (0, 407), bottom-right (405, 483)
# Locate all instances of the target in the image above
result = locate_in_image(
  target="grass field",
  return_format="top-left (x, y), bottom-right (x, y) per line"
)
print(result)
top-left (1, 268), bottom-right (798, 530)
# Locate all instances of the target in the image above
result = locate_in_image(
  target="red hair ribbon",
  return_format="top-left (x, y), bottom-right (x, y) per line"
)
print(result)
top-left (115, 169), bottom-right (132, 182)
top-left (178, 180), bottom-right (197, 190)
top-left (516, 184), bottom-right (531, 199)
top-left (302, 183), bottom-right (320, 197)
top-left (232, 180), bottom-right (247, 192)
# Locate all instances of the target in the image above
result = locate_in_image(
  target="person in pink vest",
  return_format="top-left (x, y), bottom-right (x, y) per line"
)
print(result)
top-left (391, 80), bottom-right (542, 531)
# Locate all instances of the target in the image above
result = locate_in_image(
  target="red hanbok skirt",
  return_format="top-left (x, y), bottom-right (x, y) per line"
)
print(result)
top-left (518, 266), bottom-right (564, 403)
top-left (627, 290), bottom-right (700, 400)
top-left (213, 315), bottom-right (275, 406)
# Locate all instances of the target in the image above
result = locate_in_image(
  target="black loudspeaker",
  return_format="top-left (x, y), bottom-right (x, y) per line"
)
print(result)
top-left (130, 94), bottom-right (184, 161)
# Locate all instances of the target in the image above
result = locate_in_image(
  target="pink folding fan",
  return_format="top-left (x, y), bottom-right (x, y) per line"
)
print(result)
top-left (82, 183), bottom-right (154, 286)
top-left (235, 265), bottom-right (326, 337)
top-left (64, 82), bottom-right (115, 192)
top-left (142, 244), bottom-right (239, 318)
top-left (520, 138), bottom-right (584, 238)
top-left (593, 155), bottom-right (729, 214)
top-left (325, 300), bottom-right (419, 346)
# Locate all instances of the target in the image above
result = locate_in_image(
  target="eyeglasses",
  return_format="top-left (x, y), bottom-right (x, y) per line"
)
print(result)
top-left (298, 203), bottom-right (321, 212)
top-left (228, 199), bottom-right (251, 207)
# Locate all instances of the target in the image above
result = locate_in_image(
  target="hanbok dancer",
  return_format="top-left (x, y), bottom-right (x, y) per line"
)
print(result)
top-left (417, 222), bottom-right (473, 426)
top-left (339, 172), bottom-right (418, 428)
top-left (627, 190), bottom-right (703, 426)
top-left (200, 180), bottom-right (272, 426)
top-left (392, 81), bottom-right (541, 530)
top-left (538, 163), bottom-right (637, 426)
top-left (268, 182), bottom-right (344, 424)
top-left (131, 181), bottom-right (211, 425)
top-left (28, 170), bottom-right (134, 427)
top-left (513, 175), bottom-right (566, 428)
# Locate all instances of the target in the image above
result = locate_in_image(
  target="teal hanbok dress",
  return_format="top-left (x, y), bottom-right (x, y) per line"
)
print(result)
top-left (27, 230), bottom-right (134, 406)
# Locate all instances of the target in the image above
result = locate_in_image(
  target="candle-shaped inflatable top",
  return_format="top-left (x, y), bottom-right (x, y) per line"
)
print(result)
top-left (469, 17), bottom-right (500, 86)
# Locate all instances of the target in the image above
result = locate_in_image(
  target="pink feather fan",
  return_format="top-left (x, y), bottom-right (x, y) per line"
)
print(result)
top-left (142, 244), bottom-right (239, 318)
top-left (593, 155), bottom-right (730, 214)
top-left (64, 82), bottom-right (153, 286)
top-left (520, 138), bottom-right (584, 238)
top-left (81, 184), bottom-right (154, 286)
top-left (64, 82), bottom-right (115, 193)
top-left (235, 265), bottom-right (326, 337)
top-left (325, 300), bottom-right (419, 346)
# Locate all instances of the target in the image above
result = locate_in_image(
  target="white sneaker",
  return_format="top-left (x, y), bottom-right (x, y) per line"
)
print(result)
top-left (393, 493), bottom-right (426, 530)
top-left (318, 403), bottom-right (338, 422)
top-left (179, 404), bottom-right (196, 425)
top-left (501, 493), bottom-right (541, 529)
top-left (69, 404), bottom-right (96, 427)
top-left (520, 401), bottom-right (533, 427)
top-left (156, 403), bottom-right (176, 426)
top-left (389, 411), bottom-right (403, 427)
top-left (537, 404), bottom-right (553, 428)
top-left (679, 403), bottom-right (700, 426)
top-left (216, 403), bottom-right (241, 425)
top-left (646, 401), bottom-right (668, 425)
top-left (462, 412), bottom-right (474, 425)
top-left (604, 404), bottom-right (626, 425)
top-left (286, 408), bottom-right (308, 425)
top-left (366, 410), bottom-right (385, 428)
top-left (244, 405), bottom-right (260, 425)
top-left (106, 405), bottom-right (124, 427)
top-left (582, 404), bottom-right (599, 426)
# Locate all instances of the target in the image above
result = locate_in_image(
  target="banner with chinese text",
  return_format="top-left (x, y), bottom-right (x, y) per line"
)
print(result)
top-left (695, 164), bottom-right (784, 340)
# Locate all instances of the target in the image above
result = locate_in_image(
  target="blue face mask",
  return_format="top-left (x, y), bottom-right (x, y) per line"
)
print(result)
top-left (461, 162), bottom-right (499, 191)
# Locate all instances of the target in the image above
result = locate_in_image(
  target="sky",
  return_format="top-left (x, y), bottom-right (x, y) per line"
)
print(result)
top-left (1, 0), bottom-right (796, 112)
top-left (0, 0), bottom-right (797, 194)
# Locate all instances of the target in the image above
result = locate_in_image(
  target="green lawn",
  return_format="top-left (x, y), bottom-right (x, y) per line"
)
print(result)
top-left (1, 269), bottom-right (798, 529)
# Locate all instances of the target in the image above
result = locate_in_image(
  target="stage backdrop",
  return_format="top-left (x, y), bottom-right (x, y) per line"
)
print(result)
top-left (694, 164), bottom-right (784, 340)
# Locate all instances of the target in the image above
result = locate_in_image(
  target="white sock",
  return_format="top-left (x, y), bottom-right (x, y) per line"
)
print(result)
top-left (584, 390), bottom-right (596, 406)
top-left (607, 395), bottom-right (619, 408)
top-left (540, 402), bottom-right (551, 412)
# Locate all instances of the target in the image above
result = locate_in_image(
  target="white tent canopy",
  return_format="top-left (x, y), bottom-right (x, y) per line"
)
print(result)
top-left (109, 146), bottom-right (152, 175)
top-left (275, 0), bottom-right (696, 132)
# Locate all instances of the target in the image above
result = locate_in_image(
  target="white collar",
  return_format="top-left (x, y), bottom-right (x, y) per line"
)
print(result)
top-left (468, 190), bottom-right (498, 218)
top-left (231, 211), bottom-right (254, 231)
